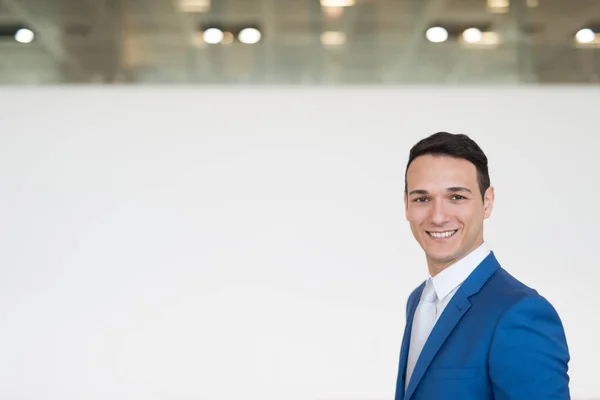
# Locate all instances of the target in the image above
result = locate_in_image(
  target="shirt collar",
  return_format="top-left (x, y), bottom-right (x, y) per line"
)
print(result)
top-left (429, 242), bottom-right (491, 301)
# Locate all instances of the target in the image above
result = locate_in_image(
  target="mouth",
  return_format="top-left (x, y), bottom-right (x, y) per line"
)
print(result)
top-left (426, 229), bottom-right (458, 239)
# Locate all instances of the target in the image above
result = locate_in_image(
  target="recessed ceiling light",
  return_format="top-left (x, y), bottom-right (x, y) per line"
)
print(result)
top-left (575, 28), bottom-right (595, 44)
top-left (203, 28), bottom-right (223, 44)
top-left (239, 28), bottom-right (261, 44)
top-left (462, 28), bottom-right (483, 43)
top-left (425, 27), bottom-right (448, 43)
top-left (14, 28), bottom-right (35, 44)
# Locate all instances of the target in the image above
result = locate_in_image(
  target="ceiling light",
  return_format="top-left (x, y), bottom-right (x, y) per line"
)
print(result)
top-left (487, 0), bottom-right (509, 12)
top-left (320, 0), bottom-right (355, 7)
top-left (462, 28), bottom-right (483, 43)
top-left (526, 0), bottom-right (538, 7)
top-left (203, 28), bottom-right (223, 44)
top-left (575, 28), bottom-right (595, 44)
top-left (238, 28), bottom-right (261, 44)
top-left (180, 0), bottom-right (210, 12)
top-left (14, 28), bottom-right (34, 44)
top-left (425, 27), bottom-right (448, 43)
top-left (321, 31), bottom-right (346, 45)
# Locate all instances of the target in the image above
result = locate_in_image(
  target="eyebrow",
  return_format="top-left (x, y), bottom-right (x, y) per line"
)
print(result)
top-left (447, 186), bottom-right (472, 194)
top-left (408, 187), bottom-right (473, 196)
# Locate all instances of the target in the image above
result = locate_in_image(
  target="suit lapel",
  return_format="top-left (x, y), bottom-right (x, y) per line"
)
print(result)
top-left (404, 288), bottom-right (472, 400)
top-left (403, 251), bottom-right (502, 400)
top-left (395, 283), bottom-right (424, 400)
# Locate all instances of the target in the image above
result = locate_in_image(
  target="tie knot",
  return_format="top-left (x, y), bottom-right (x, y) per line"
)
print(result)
top-left (421, 279), bottom-right (437, 303)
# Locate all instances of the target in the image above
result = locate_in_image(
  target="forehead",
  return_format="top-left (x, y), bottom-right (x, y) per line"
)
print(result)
top-left (406, 155), bottom-right (478, 189)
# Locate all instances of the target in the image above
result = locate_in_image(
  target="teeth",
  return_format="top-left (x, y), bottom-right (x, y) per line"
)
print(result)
top-left (428, 230), bottom-right (457, 238)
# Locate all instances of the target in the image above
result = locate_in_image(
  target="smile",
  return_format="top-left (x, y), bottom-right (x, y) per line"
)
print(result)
top-left (427, 230), bottom-right (458, 239)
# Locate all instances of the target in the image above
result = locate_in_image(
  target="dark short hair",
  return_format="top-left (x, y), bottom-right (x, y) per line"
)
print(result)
top-left (404, 132), bottom-right (490, 201)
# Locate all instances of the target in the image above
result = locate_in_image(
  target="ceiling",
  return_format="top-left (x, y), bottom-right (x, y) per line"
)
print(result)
top-left (0, 0), bottom-right (599, 85)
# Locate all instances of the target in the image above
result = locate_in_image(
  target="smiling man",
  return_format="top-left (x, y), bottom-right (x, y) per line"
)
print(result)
top-left (394, 132), bottom-right (570, 400)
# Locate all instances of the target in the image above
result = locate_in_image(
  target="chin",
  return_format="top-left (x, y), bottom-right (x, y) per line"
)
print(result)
top-left (424, 247), bottom-right (460, 264)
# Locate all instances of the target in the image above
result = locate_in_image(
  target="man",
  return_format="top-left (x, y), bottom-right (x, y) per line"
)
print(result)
top-left (394, 132), bottom-right (570, 400)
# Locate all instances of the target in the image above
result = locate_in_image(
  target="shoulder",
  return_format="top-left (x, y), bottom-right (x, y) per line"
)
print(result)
top-left (486, 270), bottom-right (570, 398)
top-left (483, 267), bottom-right (547, 309)
top-left (468, 263), bottom-right (564, 332)
top-left (486, 268), bottom-right (568, 349)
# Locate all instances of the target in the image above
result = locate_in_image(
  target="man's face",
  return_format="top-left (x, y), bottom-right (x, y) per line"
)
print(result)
top-left (404, 154), bottom-right (494, 275)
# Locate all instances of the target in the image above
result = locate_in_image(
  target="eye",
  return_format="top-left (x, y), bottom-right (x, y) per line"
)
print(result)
top-left (414, 197), bottom-right (429, 203)
top-left (450, 194), bottom-right (466, 200)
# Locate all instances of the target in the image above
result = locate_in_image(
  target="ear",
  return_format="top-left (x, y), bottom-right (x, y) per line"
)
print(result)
top-left (404, 191), bottom-right (409, 220)
top-left (483, 186), bottom-right (495, 219)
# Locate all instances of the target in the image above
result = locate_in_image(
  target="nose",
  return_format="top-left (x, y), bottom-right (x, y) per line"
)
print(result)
top-left (429, 199), bottom-right (450, 226)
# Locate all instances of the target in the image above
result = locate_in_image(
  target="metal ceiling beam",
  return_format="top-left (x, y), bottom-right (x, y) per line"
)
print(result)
top-left (260, 0), bottom-right (278, 83)
top-left (169, 0), bottom-right (201, 82)
top-left (391, 0), bottom-right (448, 78)
top-left (91, 0), bottom-right (125, 82)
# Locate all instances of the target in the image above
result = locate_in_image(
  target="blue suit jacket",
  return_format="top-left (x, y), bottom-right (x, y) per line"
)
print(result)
top-left (394, 251), bottom-right (570, 400)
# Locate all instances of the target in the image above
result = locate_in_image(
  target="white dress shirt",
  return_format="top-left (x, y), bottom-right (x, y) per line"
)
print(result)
top-left (427, 242), bottom-right (491, 322)
top-left (405, 242), bottom-right (491, 391)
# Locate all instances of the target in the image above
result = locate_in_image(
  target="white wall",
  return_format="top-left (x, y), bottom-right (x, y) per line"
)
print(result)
top-left (0, 86), bottom-right (597, 400)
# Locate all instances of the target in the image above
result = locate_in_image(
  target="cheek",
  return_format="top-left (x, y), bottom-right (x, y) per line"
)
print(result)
top-left (457, 208), bottom-right (483, 228)
top-left (407, 211), bottom-right (429, 236)
top-left (406, 208), bottom-right (425, 225)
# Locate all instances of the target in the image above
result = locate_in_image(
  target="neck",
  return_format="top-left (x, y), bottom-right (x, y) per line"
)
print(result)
top-left (426, 240), bottom-right (484, 277)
